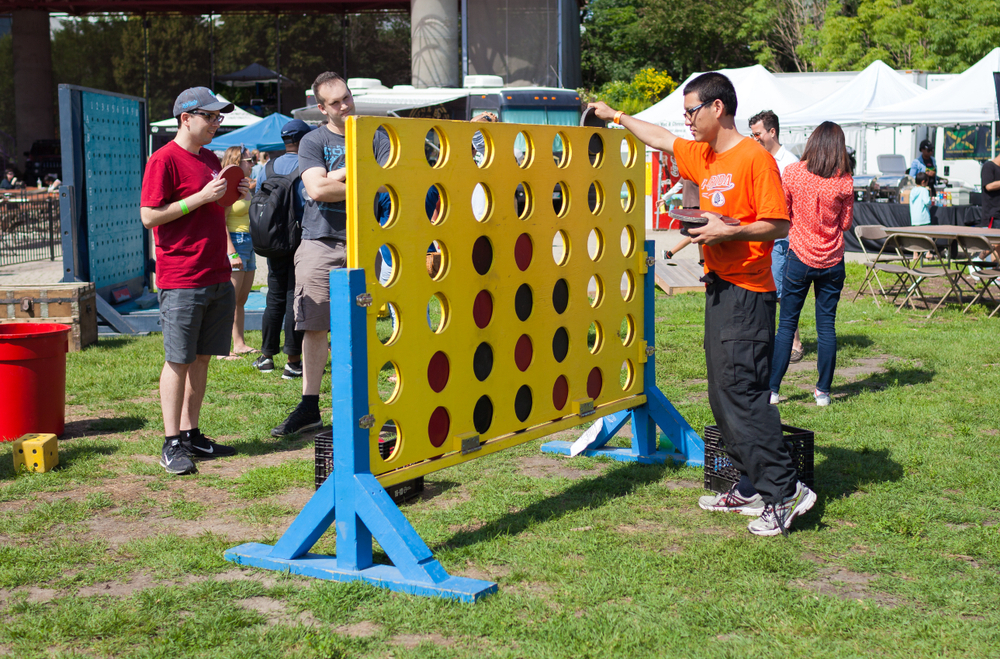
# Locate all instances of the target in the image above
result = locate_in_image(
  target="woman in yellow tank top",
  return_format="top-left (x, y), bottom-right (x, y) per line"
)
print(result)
top-left (220, 146), bottom-right (257, 358)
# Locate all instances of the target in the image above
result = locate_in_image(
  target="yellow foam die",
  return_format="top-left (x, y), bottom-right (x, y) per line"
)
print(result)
top-left (12, 433), bottom-right (59, 473)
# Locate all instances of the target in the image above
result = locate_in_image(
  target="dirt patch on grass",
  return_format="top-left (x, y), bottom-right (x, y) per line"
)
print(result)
top-left (337, 621), bottom-right (382, 637)
top-left (663, 479), bottom-right (701, 490)
top-left (516, 455), bottom-right (601, 481)
top-left (792, 567), bottom-right (901, 608)
top-left (238, 596), bottom-right (318, 626)
top-left (456, 563), bottom-right (509, 582)
top-left (617, 520), bottom-right (663, 534)
top-left (390, 633), bottom-right (454, 649)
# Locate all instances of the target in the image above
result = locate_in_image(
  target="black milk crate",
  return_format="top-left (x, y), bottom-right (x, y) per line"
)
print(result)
top-left (703, 424), bottom-right (814, 493)
top-left (314, 430), bottom-right (424, 504)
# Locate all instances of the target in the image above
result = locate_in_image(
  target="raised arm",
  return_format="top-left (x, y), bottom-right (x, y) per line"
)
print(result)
top-left (588, 101), bottom-right (681, 155)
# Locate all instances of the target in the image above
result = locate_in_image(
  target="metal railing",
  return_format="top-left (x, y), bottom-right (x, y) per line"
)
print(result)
top-left (0, 189), bottom-right (62, 267)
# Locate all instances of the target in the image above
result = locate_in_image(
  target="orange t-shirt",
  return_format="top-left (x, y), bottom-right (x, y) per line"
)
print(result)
top-left (672, 137), bottom-right (789, 292)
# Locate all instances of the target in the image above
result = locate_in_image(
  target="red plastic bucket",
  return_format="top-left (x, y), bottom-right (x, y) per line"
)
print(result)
top-left (0, 323), bottom-right (71, 441)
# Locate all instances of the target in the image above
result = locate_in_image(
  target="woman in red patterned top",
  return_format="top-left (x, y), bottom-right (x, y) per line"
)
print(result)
top-left (769, 122), bottom-right (854, 407)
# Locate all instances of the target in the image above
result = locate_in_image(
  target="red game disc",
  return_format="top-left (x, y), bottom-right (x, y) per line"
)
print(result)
top-left (216, 165), bottom-right (245, 207)
top-left (666, 208), bottom-right (740, 226)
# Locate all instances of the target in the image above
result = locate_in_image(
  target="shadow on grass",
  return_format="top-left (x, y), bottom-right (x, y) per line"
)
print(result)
top-left (798, 333), bottom-right (874, 354)
top-left (797, 444), bottom-right (904, 531)
top-left (62, 415), bottom-right (147, 438)
top-left (88, 336), bottom-right (138, 351)
top-left (440, 461), bottom-right (676, 550)
top-left (832, 366), bottom-right (935, 401)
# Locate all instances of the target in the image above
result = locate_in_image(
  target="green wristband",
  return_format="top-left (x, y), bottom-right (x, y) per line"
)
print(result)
top-left (179, 199), bottom-right (190, 215)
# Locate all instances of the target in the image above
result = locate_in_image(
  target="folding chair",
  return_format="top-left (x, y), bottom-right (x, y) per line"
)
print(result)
top-left (851, 224), bottom-right (909, 306)
top-left (889, 234), bottom-right (965, 318)
top-left (954, 234), bottom-right (1000, 316)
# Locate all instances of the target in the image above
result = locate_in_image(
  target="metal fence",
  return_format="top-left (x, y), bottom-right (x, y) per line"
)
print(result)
top-left (0, 190), bottom-right (62, 267)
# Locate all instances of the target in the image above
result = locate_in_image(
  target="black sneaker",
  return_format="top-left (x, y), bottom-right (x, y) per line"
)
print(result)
top-left (282, 361), bottom-right (303, 380)
top-left (253, 355), bottom-right (275, 372)
top-left (185, 431), bottom-right (237, 459)
top-left (160, 438), bottom-right (197, 475)
top-left (271, 404), bottom-right (323, 437)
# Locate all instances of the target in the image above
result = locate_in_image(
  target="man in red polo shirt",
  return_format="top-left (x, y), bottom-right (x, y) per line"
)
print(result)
top-left (589, 73), bottom-right (816, 536)
top-left (141, 87), bottom-right (247, 475)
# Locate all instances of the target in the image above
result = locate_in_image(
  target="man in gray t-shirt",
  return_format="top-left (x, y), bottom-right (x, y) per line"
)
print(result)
top-left (273, 72), bottom-right (389, 437)
top-left (297, 124), bottom-right (391, 242)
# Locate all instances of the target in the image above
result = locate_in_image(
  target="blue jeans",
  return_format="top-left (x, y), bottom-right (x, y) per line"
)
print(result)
top-left (771, 238), bottom-right (789, 299)
top-left (770, 250), bottom-right (846, 395)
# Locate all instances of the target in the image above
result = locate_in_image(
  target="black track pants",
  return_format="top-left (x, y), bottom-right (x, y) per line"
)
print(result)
top-left (704, 276), bottom-right (797, 504)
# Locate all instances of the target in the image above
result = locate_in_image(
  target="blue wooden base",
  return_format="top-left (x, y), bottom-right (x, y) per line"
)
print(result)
top-left (225, 543), bottom-right (497, 603)
top-left (539, 440), bottom-right (679, 463)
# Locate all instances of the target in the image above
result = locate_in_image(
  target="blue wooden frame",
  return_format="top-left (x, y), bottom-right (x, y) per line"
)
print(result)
top-left (226, 268), bottom-right (497, 602)
top-left (225, 242), bottom-right (702, 602)
top-left (540, 241), bottom-right (704, 466)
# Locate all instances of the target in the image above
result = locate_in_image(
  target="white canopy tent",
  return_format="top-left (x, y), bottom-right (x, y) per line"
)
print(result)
top-left (781, 60), bottom-right (929, 175)
top-left (783, 60), bottom-right (927, 127)
top-left (634, 64), bottom-right (816, 134)
top-left (864, 48), bottom-right (1000, 126)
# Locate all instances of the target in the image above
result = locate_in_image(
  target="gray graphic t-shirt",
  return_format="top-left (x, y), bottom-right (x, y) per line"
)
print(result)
top-left (298, 125), bottom-right (392, 241)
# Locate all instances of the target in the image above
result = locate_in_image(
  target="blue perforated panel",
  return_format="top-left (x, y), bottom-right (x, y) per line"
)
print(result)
top-left (82, 92), bottom-right (145, 289)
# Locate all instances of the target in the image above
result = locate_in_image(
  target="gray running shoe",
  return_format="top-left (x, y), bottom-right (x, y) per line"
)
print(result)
top-left (698, 483), bottom-right (765, 516)
top-left (814, 390), bottom-right (831, 406)
top-left (253, 355), bottom-right (274, 372)
top-left (160, 438), bottom-right (197, 475)
top-left (748, 482), bottom-right (817, 536)
top-left (282, 360), bottom-right (303, 379)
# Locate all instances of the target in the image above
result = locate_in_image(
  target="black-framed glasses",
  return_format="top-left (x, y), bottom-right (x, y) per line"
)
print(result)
top-left (188, 110), bottom-right (224, 124)
top-left (683, 102), bottom-right (707, 120)
top-left (750, 131), bottom-right (764, 138)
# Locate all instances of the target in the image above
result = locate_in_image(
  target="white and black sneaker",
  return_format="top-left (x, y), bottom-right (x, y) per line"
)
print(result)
top-left (282, 361), bottom-right (303, 380)
top-left (160, 438), bottom-right (197, 475)
top-left (253, 355), bottom-right (275, 372)
top-left (271, 404), bottom-right (323, 437)
top-left (184, 431), bottom-right (236, 459)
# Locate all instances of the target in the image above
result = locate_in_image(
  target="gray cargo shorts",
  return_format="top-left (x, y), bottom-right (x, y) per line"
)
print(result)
top-left (159, 282), bottom-right (236, 364)
top-left (293, 238), bottom-right (347, 332)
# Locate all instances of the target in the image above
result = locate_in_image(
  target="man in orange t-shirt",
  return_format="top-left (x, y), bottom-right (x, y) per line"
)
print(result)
top-left (589, 73), bottom-right (816, 537)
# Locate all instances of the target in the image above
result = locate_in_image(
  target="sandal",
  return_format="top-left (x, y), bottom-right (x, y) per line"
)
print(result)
top-left (232, 347), bottom-right (260, 355)
top-left (789, 348), bottom-right (804, 363)
top-left (216, 353), bottom-right (242, 361)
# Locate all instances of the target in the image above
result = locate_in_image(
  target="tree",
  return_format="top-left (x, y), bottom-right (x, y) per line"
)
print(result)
top-left (52, 17), bottom-right (128, 93)
top-left (590, 68), bottom-right (678, 114)
top-left (740, 0), bottom-right (829, 72)
top-left (580, 0), bottom-right (759, 91)
top-left (800, 0), bottom-right (1000, 72)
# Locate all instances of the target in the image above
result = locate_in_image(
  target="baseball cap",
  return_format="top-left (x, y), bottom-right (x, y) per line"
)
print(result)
top-left (172, 87), bottom-right (235, 117)
top-left (281, 119), bottom-right (313, 143)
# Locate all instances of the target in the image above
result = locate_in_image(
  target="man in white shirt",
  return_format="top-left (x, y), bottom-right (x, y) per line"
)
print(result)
top-left (750, 110), bottom-right (804, 370)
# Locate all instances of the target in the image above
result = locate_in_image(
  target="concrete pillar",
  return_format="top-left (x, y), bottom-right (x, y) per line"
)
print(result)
top-left (411, 0), bottom-right (459, 88)
top-left (12, 10), bottom-right (55, 170)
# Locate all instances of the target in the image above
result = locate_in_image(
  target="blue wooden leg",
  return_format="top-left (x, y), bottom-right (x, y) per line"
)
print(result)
top-left (225, 268), bottom-right (496, 602)
top-left (541, 239), bottom-right (702, 465)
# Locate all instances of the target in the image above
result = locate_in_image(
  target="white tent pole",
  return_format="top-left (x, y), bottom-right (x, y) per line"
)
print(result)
top-left (861, 123), bottom-right (867, 175)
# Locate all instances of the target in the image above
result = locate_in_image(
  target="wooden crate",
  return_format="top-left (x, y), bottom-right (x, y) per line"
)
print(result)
top-left (0, 282), bottom-right (98, 352)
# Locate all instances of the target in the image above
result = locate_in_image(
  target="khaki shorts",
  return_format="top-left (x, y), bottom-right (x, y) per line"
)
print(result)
top-left (294, 237), bottom-right (347, 331)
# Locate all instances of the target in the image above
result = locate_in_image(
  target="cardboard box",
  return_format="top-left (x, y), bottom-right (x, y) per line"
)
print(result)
top-left (0, 282), bottom-right (98, 352)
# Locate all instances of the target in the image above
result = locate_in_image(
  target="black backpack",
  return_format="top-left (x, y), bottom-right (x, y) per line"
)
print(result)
top-left (249, 159), bottom-right (302, 258)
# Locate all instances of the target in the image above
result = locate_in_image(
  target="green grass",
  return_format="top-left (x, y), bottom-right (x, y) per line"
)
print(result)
top-left (1, 262), bottom-right (999, 658)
